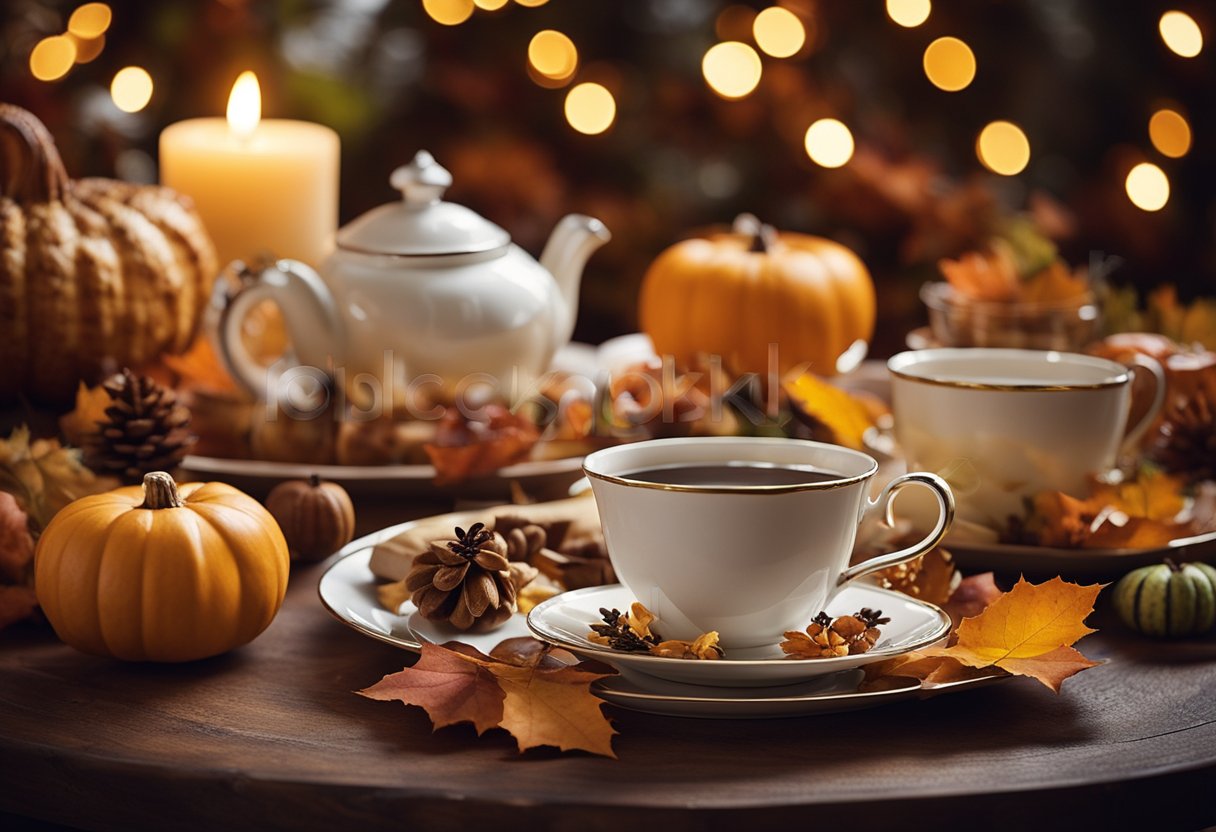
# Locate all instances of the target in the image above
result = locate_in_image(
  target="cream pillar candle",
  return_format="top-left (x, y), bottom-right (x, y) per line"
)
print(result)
top-left (159, 72), bottom-right (340, 268)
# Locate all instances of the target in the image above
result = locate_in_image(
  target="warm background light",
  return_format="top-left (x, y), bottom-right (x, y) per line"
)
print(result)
top-left (1159, 10), bottom-right (1203, 57)
top-left (886, 0), bottom-right (931, 28)
top-left (702, 41), bottom-right (762, 99)
top-left (29, 36), bottom-right (76, 81)
top-left (515, 0), bottom-right (549, 7)
top-left (110, 66), bottom-right (153, 113)
top-left (67, 3), bottom-right (111, 38)
top-left (753, 7), bottom-right (805, 59)
top-left (1125, 162), bottom-right (1170, 211)
top-left (804, 118), bottom-right (854, 168)
top-left (70, 33), bottom-right (105, 64)
top-left (564, 82), bottom-right (615, 135)
top-left (976, 121), bottom-right (1030, 175)
top-left (923, 36), bottom-right (975, 91)
top-left (226, 71), bottom-right (261, 139)
top-left (1149, 109), bottom-right (1191, 158)
top-left (528, 30), bottom-right (577, 80)
top-left (473, 0), bottom-right (508, 9)
top-left (423, 0), bottom-right (474, 26)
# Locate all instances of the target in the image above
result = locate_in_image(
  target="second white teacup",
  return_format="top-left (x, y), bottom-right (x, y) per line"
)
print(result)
top-left (583, 437), bottom-right (954, 649)
top-left (889, 348), bottom-right (1164, 529)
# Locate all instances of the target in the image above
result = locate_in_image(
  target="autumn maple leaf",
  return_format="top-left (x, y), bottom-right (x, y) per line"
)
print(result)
top-left (358, 637), bottom-right (617, 757)
top-left (926, 576), bottom-right (1103, 692)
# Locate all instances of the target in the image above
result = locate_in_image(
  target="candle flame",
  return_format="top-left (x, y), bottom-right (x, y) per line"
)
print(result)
top-left (226, 71), bottom-right (261, 140)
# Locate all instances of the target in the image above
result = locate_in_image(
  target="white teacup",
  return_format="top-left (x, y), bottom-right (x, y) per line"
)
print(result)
top-left (889, 348), bottom-right (1165, 529)
top-left (582, 437), bottom-right (954, 649)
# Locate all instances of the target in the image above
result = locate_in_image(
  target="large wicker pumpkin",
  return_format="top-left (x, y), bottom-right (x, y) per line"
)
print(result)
top-left (0, 104), bottom-right (218, 403)
top-left (639, 215), bottom-right (876, 377)
top-left (34, 472), bottom-right (289, 662)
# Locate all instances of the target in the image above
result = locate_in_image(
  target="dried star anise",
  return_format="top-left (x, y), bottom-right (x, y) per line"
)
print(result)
top-left (588, 606), bottom-right (658, 652)
top-left (781, 608), bottom-right (891, 659)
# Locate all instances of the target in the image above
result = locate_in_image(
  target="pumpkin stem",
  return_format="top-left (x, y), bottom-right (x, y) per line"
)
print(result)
top-left (140, 471), bottom-right (185, 510)
top-left (1164, 557), bottom-right (1181, 572)
top-left (732, 213), bottom-right (776, 253)
top-left (309, 473), bottom-right (321, 488)
top-left (0, 104), bottom-right (70, 203)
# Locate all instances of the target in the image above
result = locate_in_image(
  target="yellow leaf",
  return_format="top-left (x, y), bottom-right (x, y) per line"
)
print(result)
top-left (59, 382), bottom-right (111, 447)
top-left (486, 661), bottom-right (617, 757)
top-left (996, 645), bottom-right (1102, 693)
top-left (943, 576), bottom-right (1101, 665)
top-left (782, 372), bottom-right (876, 450)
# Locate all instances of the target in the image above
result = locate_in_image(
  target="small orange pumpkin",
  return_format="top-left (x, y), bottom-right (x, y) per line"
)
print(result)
top-left (34, 472), bottom-right (289, 662)
top-left (639, 215), bottom-right (876, 377)
top-left (264, 474), bottom-right (356, 563)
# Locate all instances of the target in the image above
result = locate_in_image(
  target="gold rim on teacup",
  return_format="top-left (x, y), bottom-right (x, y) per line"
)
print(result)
top-left (887, 348), bottom-right (1131, 393)
top-left (582, 437), bottom-right (878, 495)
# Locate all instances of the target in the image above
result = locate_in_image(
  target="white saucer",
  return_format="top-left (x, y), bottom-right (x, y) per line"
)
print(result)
top-left (407, 610), bottom-right (534, 654)
top-left (527, 584), bottom-right (951, 688)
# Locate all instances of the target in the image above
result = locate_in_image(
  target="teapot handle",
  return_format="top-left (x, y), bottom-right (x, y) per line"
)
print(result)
top-left (209, 259), bottom-right (341, 399)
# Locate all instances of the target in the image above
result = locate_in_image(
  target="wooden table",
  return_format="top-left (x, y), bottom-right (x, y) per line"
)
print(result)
top-left (3, 505), bottom-right (1215, 832)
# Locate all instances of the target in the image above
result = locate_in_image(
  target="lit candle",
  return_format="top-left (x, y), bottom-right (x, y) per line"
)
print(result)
top-left (159, 72), bottom-right (340, 268)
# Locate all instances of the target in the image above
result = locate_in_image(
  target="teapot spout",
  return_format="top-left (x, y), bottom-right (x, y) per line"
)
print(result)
top-left (540, 214), bottom-right (611, 344)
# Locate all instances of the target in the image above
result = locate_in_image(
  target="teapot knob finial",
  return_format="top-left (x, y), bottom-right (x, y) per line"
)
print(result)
top-left (390, 150), bottom-right (453, 208)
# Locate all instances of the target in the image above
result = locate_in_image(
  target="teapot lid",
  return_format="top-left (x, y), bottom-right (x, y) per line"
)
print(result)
top-left (335, 151), bottom-right (511, 257)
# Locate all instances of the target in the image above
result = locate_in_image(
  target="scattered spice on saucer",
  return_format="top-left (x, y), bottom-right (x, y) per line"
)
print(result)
top-left (588, 602), bottom-right (723, 659)
top-left (781, 608), bottom-right (891, 659)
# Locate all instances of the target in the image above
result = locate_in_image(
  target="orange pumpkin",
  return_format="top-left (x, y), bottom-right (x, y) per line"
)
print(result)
top-left (639, 215), bottom-right (876, 377)
top-left (0, 104), bottom-right (218, 403)
top-left (34, 472), bottom-right (289, 662)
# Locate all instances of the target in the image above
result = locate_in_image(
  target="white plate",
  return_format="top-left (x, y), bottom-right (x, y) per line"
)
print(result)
top-left (184, 453), bottom-right (586, 499)
top-left (947, 529), bottom-right (1216, 579)
top-left (526, 584), bottom-right (951, 688)
top-left (590, 667), bottom-right (1004, 719)
top-left (318, 541), bottom-right (423, 651)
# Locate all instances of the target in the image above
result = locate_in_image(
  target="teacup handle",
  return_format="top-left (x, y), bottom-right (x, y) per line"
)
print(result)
top-left (837, 472), bottom-right (956, 586)
top-left (1121, 354), bottom-right (1166, 453)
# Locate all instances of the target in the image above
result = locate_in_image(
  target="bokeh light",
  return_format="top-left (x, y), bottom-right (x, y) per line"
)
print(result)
top-left (702, 41), bottom-right (763, 100)
top-left (886, 0), bottom-right (930, 28)
top-left (564, 82), bottom-right (616, 135)
top-left (110, 66), bottom-right (153, 113)
top-left (976, 121), bottom-right (1030, 175)
top-left (68, 3), bottom-right (112, 38)
top-left (515, 0), bottom-right (549, 7)
top-left (70, 33), bottom-right (105, 64)
top-left (1149, 109), bottom-right (1191, 158)
top-left (29, 36), bottom-right (77, 82)
top-left (473, 0), bottom-right (508, 9)
top-left (1159, 11), bottom-right (1203, 57)
top-left (1125, 162), bottom-right (1170, 211)
top-left (423, 0), bottom-right (474, 26)
top-left (923, 36), bottom-right (976, 91)
top-left (804, 118), bottom-right (855, 168)
top-left (528, 30), bottom-right (577, 81)
top-left (753, 7), bottom-right (805, 59)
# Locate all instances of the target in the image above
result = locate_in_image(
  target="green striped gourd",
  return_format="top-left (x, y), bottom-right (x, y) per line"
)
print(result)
top-left (1113, 559), bottom-right (1216, 638)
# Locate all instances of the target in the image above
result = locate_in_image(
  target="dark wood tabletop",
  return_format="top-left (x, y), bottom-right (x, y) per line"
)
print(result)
top-left (2, 500), bottom-right (1215, 832)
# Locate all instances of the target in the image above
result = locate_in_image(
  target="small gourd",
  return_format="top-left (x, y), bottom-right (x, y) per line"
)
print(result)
top-left (264, 475), bottom-right (356, 563)
top-left (1112, 559), bottom-right (1216, 638)
top-left (34, 472), bottom-right (289, 662)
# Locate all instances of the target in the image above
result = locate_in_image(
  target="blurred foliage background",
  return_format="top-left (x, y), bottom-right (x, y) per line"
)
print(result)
top-left (1, 0), bottom-right (1212, 355)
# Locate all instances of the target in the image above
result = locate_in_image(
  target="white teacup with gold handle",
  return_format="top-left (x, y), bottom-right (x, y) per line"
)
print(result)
top-left (889, 348), bottom-right (1165, 530)
top-left (583, 437), bottom-right (954, 650)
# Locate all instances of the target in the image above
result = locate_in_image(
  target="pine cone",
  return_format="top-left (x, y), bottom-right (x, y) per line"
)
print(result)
top-left (1148, 376), bottom-right (1216, 483)
top-left (405, 523), bottom-right (536, 632)
top-left (85, 369), bottom-right (195, 484)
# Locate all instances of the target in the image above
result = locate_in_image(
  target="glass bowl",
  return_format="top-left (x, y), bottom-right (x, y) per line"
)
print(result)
top-left (920, 282), bottom-right (1101, 351)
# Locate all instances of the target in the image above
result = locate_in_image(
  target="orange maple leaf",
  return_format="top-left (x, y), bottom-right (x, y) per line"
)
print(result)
top-left (358, 642), bottom-right (506, 734)
top-left (924, 576), bottom-right (1103, 691)
top-left (358, 638), bottom-right (616, 757)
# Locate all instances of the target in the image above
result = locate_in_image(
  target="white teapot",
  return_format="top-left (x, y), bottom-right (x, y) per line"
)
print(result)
top-left (213, 150), bottom-right (610, 406)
